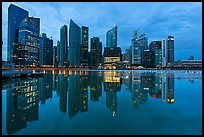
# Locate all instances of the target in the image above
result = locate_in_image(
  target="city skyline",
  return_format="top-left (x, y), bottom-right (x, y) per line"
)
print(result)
top-left (2, 2), bottom-right (202, 61)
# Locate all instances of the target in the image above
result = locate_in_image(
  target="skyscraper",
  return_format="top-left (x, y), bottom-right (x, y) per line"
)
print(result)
top-left (59, 25), bottom-right (68, 67)
top-left (69, 19), bottom-right (81, 67)
top-left (149, 41), bottom-right (162, 67)
top-left (7, 4), bottom-right (28, 62)
top-left (162, 36), bottom-right (174, 67)
top-left (39, 33), bottom-right (53, 67)
top-left (106, 26), bottom-right (117, 48)
top-left (131, 30), bottom-right (148, 66)
top-left (90, 37), bottom-right (102, 69)
top-left (53, 46), bottom-right (57, 67)
top-left (80, 26), bottom-right (89, 67)
top-left (103, 47), bottom-right (121, 69)
top-left (56, 41), bottom-right (60, 67)
top-left (16, 17), bottom-right (40, 67)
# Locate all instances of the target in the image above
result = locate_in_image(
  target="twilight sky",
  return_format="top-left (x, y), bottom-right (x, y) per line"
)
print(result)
top-left (2, 2), bottom-right (202, 61)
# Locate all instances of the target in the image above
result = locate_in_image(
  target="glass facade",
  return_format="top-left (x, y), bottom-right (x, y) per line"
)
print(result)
top-left (59, 25), bottom-right (68, 67)
top-left (106, 26), bottom-right (117, 48)
top-left (8, 4), bottom-right (28, 62)
top-left (104, 47), bottom-right (121, 69)
top-left (69, 19), bottom-right (81, 67)
top-left (149, 41), bottom-right (162, 67)
top-left (80, 26), bottom-right (89, 66)
top-left (90, 37), bottom-right (102, 69)
top-left (162, 36), bottom-right (174, 67)
top-left (131, 31), bottom-right (148, 66)
top-left (16, 17), bottom-right (40, 67)
top-left (39, 33), bottom-right (53, 66)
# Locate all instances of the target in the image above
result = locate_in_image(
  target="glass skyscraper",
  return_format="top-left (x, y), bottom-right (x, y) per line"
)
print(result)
top-left (16, 17), bottom-right (40, 67)
top-left (80, 26), bottom-right (89, 67)
top-left (7, 4), bottom-right (28, 62)
top-left (90, 37), bottom-right (102, 69)
top-left (131, 30), bottom-right (148, 66)
top-left (149, 41), bottom-right (162, 67)
top-left (106, 26), bottom-right (117, 48)
top-left (162, 36), bottom-right (174, 67)
top-left (69, 19), bottom-right (81, 67)
top-left (39, 33), bottom-right (53, 67)
top-left (59, 25), bottom-right (68, 67)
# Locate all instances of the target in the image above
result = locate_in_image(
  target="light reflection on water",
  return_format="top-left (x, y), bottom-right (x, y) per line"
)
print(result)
top-left (2, 70), bottom-right (202, 135)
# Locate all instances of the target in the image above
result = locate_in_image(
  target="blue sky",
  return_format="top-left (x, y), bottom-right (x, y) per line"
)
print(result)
top-left (2, 2), bottom-right (202, 61)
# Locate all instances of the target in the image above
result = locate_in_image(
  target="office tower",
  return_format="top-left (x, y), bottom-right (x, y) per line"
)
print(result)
top-left (124, 47), bottom-right (132, 67)
top-left (106, 26), bottom-right (117, 48)
top-left (16, 17), bottom-right (40, 67)
top-left (80, 26), bottom-right (89, 67)
top-left (142, 49), bottom-right (152, 67)
top-left (103, 47), bottom-right (121, 69)
top-left (7, 4), bottom-right (29, 62)
top-left (162, 36), bottom-right (174, 67)
top-left (90, 37), bottom-right (102, 69)
top-left (131, 30), bottom-right (148, 66)
top-left (148, 41), bottom-right (162, 67)
top-left (39, 33), bottom-right (53, 67)
top-left (59, 25), bottom-right (68, 67)
top-left (69, 19), bottom-right (80, 67)
top-left (53, 46), bottom-right (57, 67)
top-left (56, 41), bottom-right (60, 67)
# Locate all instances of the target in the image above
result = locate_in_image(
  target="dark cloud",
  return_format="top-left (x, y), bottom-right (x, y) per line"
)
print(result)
top-left (2, 2), bottom-right (202, 61)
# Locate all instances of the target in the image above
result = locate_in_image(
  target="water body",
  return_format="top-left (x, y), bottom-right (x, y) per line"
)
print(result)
top-left (2, 70), bottom-right (202, 135)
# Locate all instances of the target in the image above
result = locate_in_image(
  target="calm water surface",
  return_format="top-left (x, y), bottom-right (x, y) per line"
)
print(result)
top-left (2, 70), bottom-right (202, 135)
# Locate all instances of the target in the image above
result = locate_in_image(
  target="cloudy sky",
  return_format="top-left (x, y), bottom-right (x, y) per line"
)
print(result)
top-left (2, 2), bottom-right (202, 61)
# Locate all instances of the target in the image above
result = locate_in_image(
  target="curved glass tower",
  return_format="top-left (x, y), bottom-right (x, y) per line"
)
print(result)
top-left (69, 19), bottom-right (80, 67)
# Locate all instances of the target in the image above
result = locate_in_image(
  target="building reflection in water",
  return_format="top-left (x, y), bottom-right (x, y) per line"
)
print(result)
top-left (6, 78), bottom-right (39, 134)
top-left (5, 71), bottom-right (175, 134)
top-left (104, 71), bottom-right (122, 117)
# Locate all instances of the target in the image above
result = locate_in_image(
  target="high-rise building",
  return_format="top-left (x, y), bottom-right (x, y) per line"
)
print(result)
top-left (7, 4), bottom-right (29, 62)
top-left (53, 46), bottom-right (57, 67)
top-left (124, 47), bottom-right (132, 67)
top-left (90, 37), bottom-right (102, 69)
top-left (69, 19), bottom-right (81, 67)
top-left (56, 41), bottom-right (60, 67)
top-left (16, 17), bottom-right (40, 67)
top-left (131, 30), bottom-right (148, 66)
top-left (106, 26), bottom-right (117, 48)
top-left (103, 47), bottom-right (121, 69)
top-left (149, 41), bottom-right (162, 67)
top-left (162, 36), bottom-right (174, 67)
top-left (59, 25), bottom-right (68, 67)
top-left (39, 33), bottom-right (53, 67)
top-left (80, 26), bottom-right (89, 67)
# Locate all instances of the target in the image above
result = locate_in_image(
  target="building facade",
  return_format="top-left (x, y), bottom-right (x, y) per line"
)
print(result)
top-left (53, 46), bottom-right (58, 67)
top-left (131, 30), bottom-right (148, 66)
top-left (80, 26), bottom-right (89, 67)
top-left (69, 19), bottom-right (81, 67)
top-left (7, 4), bottom-right (29, 62)
top-left (16, 17), bottom-right (40, 67)
top-left (162, 36), bottom-right (174, 67)
top-left (106, 26), bottom-right (117, 48)
top-left (104, 47), bottom-right (121, 69)
top-left (59, 25), bottom-right (68, 67)
top-left (149, 41), bottom-right (162, 67)
top-left (90, 37), bottom-right (102, 69)
top-left (39, 33), bottom-right (53, 67)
